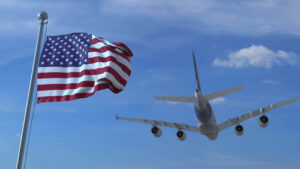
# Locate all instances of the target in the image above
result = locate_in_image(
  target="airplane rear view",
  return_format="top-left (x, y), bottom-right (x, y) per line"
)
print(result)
top-left (116, 53), bottom-right (300, 141)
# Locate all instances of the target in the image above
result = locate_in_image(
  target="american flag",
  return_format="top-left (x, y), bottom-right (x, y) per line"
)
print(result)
top-left (37, 32), bottom-right (133, 103)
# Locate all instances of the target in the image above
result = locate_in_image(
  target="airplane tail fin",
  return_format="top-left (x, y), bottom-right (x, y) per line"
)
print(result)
top-left (153, 52), bottom-right (201, 104)
top-left (193, 52), bottom-right (202, 96)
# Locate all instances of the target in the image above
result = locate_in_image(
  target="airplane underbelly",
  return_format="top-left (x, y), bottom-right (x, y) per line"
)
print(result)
top-left (194, 103), bottom-right (213, 123)
top-left (199, 122), bottom-right (218, 140)
top-left (197, 109), bottom-right (219, 140)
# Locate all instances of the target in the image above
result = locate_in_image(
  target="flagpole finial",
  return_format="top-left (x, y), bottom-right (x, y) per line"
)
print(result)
top-left (38, 11), bottom-right (48, 21)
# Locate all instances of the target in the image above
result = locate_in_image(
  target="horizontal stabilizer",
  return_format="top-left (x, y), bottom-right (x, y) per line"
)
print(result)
top-left (204, 85), bottom-right (244, 101)
top-left (154, 96), bottom-right (196, 103)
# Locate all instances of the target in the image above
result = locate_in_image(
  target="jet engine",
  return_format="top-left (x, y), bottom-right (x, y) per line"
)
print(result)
top-left (176, 130), bottom-right (187, 141)
top-left (234, 124), bottom-right (244, 136)
top-left (258, 115), bottom-right (269, 128)
top-left (151, 126), bottom-right (162, 137)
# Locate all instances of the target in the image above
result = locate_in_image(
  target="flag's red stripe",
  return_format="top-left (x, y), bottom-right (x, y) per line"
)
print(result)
top-left (37, 80), bottom-right (121, 103)
top-left (90, 39), bottom-right (130, 61)
top-left (91, 38), bottom-right (132, 56)
top-left (37, 77), bottom-right (122, 91)
top-left (89, 46), bottom-right (130, 62)
top-left (37, 81), bottom-right (95, 91)
top-left (112, 42), bottom-right (133, 56)
top-left (88, 56), bottom-right (131, 75)
top-left (92, 38), bottom-right (133, 56)
top-left (37, 66), bottom-right (127, 86)
top-left (91, 38), bottom-right (103, 44)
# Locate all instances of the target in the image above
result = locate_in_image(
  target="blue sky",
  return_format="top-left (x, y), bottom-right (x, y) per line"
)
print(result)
top-left (0, 0), bottom-right (300, 169)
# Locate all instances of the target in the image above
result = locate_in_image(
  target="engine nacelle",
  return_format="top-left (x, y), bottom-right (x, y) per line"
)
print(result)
top-left (176, 130), bottom-right (187, 141)
top-left (234, 124), bottom-right (244, 136)
top-left (151, 126), bottom-right (162, 137)
top-left (258, 115), bottom-right (269, 128)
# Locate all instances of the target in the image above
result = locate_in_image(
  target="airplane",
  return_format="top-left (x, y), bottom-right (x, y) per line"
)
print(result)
top-left (116, 53), bottom-right (300, 141)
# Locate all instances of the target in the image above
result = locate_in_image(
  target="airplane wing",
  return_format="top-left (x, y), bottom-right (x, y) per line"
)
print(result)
top-left (204, 85), bottom-right (244, 101)
top-left (218, 96), bottom-right (300, 131)
top-left (153, 96), bottom-right (195, 103)
top-left (116, 115), bottom-right (201, 133)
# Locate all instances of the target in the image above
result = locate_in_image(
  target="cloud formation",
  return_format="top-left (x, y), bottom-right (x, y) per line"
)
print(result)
top-left (2, 0), bottom-right (300, 39)
top-left (213, 45), bottom-right (297, 68)
top-left (263, 79), bottom-right (279, 85)
top-left (98, 0), bottom-right (300, 35)
top-left (210, 97), bottom-right (226, 104)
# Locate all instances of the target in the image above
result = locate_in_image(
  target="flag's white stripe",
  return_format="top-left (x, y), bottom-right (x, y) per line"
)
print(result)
top-left (91, 35), bottom-right (119, 48)
top-left (38, 86), bottom-right (94, 97)
top-left (38, 50), bottom-right (131, 73)
top-left (88, 50), bottom-right (131, 69)
top-left (90, 41), bottom-right (125, 54)
top-left (90, 41), bottom-right (108, 49)
top-left (37, 72), bottom-right (125, 89)
top-left (38, 80), bottom-right (113, 97)
top-left (38, 52), bottom-right (130, 76)
top-left (91, 36), bottom-right (128, 54)
top-left (38, 61), bottom-right (129, 80)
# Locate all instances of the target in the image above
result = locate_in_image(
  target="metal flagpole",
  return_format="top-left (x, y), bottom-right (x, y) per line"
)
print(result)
top-left (16, 11), bottom-right (48, 169)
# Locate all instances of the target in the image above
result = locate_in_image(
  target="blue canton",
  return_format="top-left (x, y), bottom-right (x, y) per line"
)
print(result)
top-left (39, 32), bottom-right (92, 67)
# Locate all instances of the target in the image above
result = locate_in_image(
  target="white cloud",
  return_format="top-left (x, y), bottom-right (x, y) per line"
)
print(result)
top-left (166, 101), bottom-right (180, 105)
top-left (98, 0), bottom-right (300, 35)
top-left (0, 0), bottom-right (89, 35)
top-left (213, 45), bottom-right (298, 68)
top-left (210, 97), bottom-right (226, 104)
top-left (2, 0), bottom-right (300, 41)
top-left (263, 79), bottom-right (279, 85)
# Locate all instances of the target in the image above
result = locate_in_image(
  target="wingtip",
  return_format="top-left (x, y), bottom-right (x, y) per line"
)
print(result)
top-left (153, 96), bottom-right (164, 101)
top-left (115, 114), bottom-right (119, 120)
top-left (294, 96), bottom-right (300, 101)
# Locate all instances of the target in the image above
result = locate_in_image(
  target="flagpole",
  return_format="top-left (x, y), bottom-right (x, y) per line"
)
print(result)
top-left (16, 11), bottom-right (48, 169)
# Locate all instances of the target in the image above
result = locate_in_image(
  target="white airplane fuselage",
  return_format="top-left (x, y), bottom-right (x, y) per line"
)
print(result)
top-left (194, 91), bottom-right (218, 140)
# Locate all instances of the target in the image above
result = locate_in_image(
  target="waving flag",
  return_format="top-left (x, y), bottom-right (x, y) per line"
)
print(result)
top-left (37, 32), bottom-right (133, 103)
